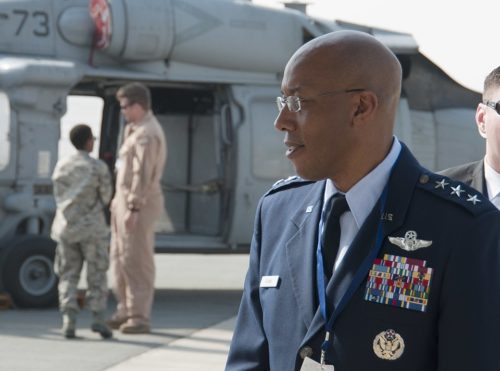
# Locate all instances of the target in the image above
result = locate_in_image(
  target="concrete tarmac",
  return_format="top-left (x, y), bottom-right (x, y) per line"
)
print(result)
top-left (0, 254), bottom-right (248, 371)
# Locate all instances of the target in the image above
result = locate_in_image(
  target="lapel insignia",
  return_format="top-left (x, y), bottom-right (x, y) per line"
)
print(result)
top-left (381, 212), bottom-right (394, 221)
top-left (365, 254), bottom-right (433, 312)
top-left (373, 329), bottom-right (405, 360)
top-left (388, 230), bottom-right (432, 251)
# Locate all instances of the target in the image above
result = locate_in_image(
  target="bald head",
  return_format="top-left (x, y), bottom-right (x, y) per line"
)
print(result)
top-left (286, 30), bottom-right (402, 122)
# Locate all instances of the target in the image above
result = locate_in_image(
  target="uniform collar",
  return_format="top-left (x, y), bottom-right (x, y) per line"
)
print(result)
top-left (324, 137), bottom-right (402, 228)
top-left (76, 150), bottom-right (90, 157)
top-left (130, 111), bottom-right (153, 128)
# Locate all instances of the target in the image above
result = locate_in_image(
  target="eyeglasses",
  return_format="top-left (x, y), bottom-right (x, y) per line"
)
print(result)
top-left (483, 100), bottom-right (500, 115)
top-left (276, 88), bottom-right (365, 113)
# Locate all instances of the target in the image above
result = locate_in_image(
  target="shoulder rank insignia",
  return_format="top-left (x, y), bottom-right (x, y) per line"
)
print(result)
top-left (373, 329), bottom-right (405, 360)
top-left (388, 230), bottom-right (432, 251)
top-left (266, 175), bottom-right (313, 196)
top-left (272, 175), bottom-right (299, 188)
top-left (418, 174), bottom-right (492, 216)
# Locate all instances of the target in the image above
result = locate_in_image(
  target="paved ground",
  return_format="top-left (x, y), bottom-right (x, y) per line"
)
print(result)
top-left (0, 254), bottom-right (248, 371)
top-left (106, 317), bottom-right (237, 371)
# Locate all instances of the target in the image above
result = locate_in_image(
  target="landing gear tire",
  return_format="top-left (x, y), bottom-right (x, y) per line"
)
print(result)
top-left (2, 236), bottom-right (58, 308)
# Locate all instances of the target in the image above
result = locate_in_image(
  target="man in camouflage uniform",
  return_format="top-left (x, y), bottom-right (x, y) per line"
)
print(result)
top-left (51, 124), bottom-right (113, 339)
top-left (108, 82), bottom-right (167, 334)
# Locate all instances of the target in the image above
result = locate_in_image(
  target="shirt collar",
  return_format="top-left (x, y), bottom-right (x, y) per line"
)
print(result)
top-left (76, 150), bottom-right (90, 157)
top-left (324, 137), bottom-right (402, 228)
top-left (484, 159), bottom-right (500, 200)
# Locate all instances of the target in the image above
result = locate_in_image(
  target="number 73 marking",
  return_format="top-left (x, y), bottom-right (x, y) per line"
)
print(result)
top-left (13, 9), bottom-right (50, 37)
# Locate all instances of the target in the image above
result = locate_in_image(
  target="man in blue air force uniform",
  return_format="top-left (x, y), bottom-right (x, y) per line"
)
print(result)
top-left (226, 30), bottom-right (500, 371)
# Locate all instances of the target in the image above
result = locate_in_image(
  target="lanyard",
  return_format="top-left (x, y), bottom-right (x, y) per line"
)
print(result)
top-left (315, 183), bottom-right (390, 365)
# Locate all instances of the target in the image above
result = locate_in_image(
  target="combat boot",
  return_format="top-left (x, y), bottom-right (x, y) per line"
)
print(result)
top-left (62, 309), bottom-right (77, 339)
top-left (91, 311), bottom-right (113, 339)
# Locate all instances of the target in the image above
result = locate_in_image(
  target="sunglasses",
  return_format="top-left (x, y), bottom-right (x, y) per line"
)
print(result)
top-left (483, 100), bottom-right (500, 115)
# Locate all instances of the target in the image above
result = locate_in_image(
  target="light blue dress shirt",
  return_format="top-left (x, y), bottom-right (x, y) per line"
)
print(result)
top-left (322, 137), bottom-right (402, 272)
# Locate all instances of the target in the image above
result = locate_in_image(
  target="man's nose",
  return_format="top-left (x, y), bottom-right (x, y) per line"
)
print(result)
top-left (274, 108), bottom-right (295, 132)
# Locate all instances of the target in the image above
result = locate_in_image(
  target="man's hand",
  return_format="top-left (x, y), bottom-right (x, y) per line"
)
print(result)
top-left (125, 210), bottom-right (139, 232)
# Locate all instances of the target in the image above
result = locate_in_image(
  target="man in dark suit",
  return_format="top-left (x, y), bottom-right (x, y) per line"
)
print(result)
top-left (441, 66), bottom-right (500, 209)
top-left (226, 31), bottom-right (500, 371)
top-left (440, 159), bottom-right (487, 195)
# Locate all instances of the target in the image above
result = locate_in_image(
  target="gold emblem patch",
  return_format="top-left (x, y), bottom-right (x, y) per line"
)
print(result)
top-left (373, 329), bottom-right (405, 360)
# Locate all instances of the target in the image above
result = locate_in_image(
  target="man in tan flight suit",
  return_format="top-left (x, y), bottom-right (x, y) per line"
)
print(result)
top-left (51, 123), bottom-right (113, 339)
top-left (108, 82), bottom-right (167, 334)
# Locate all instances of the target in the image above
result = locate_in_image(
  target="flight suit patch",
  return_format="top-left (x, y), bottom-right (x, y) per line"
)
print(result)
top-left (364, 254), bottom-right (433, 312)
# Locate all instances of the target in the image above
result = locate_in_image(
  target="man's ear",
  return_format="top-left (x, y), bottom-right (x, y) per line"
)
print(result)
top-left (352, 91), bottom-right (378, 125)
top-left (476, 103), bottom-right (487, 139)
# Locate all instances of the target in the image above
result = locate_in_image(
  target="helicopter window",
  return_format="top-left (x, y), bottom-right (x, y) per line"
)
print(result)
top-left (150, 88), bottom-right (214, 115)
top-left (0, 91), bottom-right (10, 171)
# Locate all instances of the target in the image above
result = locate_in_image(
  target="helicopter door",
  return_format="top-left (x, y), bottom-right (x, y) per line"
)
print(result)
top-left (227, 85), bottom-right (295, 248)
top-left (112, 87), bottom-right (225, 241)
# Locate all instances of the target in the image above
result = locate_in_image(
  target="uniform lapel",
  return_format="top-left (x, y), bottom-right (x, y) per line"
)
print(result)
top-left (471, 159), bottom-right (487, 197)
top-left (301, 144), bottom-right (422, 346)
top-left (285, 181), bottom-right (325, 329)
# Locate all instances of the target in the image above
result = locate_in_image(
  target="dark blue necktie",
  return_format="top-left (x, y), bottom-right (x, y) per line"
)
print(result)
top-left (322, 194), bottom-right (349, 279)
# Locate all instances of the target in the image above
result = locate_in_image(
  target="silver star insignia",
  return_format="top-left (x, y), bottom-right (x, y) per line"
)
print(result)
top-left (450, 184), bottom-right (465, 197)
top-left (388, 230), bottom-right (433, 251)
top-left (466, 194), bottom-right (481, 205)
top-left (434, 179), bottom-right (449, 189)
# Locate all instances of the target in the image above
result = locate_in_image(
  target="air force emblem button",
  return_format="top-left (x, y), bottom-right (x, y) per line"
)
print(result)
top-left (389, 230), bottom-right (432, 251)
top-left (373, 329), bottom-right (405, 360)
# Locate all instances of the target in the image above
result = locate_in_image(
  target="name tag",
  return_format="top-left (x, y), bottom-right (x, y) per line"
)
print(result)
top-left (260, 275), bottom-right (280, 288)
top-left (300, 357), bottom-right (334, 371)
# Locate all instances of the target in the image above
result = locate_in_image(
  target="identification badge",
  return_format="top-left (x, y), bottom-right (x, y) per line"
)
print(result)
top-left (300, 357), bottom-right (334, 371)
top-left (260, 275), bottom-right (280, 288)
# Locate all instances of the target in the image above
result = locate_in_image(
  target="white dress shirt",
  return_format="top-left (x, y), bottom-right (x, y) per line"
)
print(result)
top-left (321, 137), bottom-right (402, 272)
top-left (484, 160), bottom-right (500, 210)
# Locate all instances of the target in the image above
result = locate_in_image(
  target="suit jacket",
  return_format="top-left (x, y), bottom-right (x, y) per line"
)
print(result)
top-left (439, 160), bottom-right (487, 196)
top-left (226, 145), bottom-right (500, 371)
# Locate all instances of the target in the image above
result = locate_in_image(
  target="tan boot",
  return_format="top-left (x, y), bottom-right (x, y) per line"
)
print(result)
top-left (106, 315), bottom-right (127, 330)
top-left (91, 311), bottom-right (113, 339)
top-left (120, 321), bottom-right (150, 334)
top-left (62, 309), bottom-right (77, 339)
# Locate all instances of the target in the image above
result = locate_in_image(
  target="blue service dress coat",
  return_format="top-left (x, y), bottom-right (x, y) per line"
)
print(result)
top-left (226, 144), bottom-right (500, 371)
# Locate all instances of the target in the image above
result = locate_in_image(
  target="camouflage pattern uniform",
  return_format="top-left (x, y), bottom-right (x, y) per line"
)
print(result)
top-left (110, 111), bottom-right (167, 327)
top-left (51, 150), bottom-right (112, 313)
